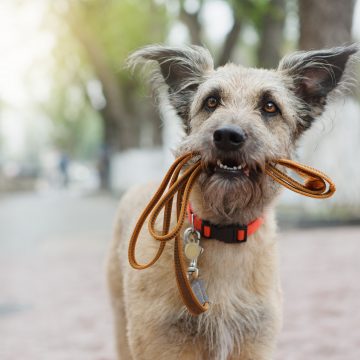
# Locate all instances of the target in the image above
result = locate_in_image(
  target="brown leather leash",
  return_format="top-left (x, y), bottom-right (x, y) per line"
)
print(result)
top-left (128, 153), bottom-right (336, 315)
top-left (265, 159), bottom-right (335, 198)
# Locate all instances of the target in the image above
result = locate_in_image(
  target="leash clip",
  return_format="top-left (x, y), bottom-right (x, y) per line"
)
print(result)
top-left (190, 212), bottom-right (195, 231)
top-left (183, 227), bottom-right (203, 279)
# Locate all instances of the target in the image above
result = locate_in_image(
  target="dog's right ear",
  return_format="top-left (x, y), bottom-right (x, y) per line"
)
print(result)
top-left (278, 44), bottom-right (358, 134)
top-left (128, 45), bottom-right (214, 124)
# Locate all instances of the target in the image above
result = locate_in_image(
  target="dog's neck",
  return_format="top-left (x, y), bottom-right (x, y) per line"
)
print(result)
top-left (190, 183), bottom-right (279, 226)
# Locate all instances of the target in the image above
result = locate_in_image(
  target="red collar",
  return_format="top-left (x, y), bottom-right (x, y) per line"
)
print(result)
top-left (187, 204), bottom-right (263, 244)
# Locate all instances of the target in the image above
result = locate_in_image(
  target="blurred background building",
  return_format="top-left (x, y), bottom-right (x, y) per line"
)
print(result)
top-left (1, 1), bottom-right (360, 359)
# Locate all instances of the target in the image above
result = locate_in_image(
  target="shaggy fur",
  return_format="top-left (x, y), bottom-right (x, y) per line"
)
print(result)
top-left (108, 44), bottom-right (357, 360)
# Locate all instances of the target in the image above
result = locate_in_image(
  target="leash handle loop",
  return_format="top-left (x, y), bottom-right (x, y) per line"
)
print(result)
top-left (265, 159), bottom-right (336, 198)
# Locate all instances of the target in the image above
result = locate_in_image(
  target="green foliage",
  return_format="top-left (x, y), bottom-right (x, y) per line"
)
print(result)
top-left (230, 0), bottom-right (277, 30)
top-left (72, 0), bottom-right (168, 68)
top-left (42, 0), bottom-right (169, 156)
top-left (41, 79), bottom-right (103, 159)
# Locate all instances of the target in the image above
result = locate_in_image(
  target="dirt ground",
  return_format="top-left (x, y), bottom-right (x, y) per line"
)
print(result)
top-left (1, 192), bottom-right (359, 360)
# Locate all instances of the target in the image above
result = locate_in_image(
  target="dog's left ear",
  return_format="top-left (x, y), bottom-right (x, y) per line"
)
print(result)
top-left (278, 44), bottom-right (358, 132)
top-left (128, 45), bottom-right (214, 125)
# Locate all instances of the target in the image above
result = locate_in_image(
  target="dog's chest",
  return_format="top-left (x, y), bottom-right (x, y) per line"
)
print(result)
top-left (167, 289), bottom-right (270, 360)
top-left (167, 238), bottom-right (275, 357)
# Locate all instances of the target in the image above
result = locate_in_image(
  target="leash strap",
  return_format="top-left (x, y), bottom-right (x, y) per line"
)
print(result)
top-left (128, 153), bottom-right (209, 315)
top-left (128, 153), bottom-right (336, 316)
top-left (265, 159), bottom-right (336, 199)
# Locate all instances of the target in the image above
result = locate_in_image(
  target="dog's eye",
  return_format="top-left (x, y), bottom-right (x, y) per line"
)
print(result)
top-left (262, 101), bottom-right (279, 115)
top-left (204, 96), bottom-right (219, 111)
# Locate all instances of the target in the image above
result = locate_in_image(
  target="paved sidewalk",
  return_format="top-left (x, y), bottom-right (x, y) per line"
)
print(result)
top-left (0, 192), bottom-right (359, 359)
top-left (0, 191), bottom-right (118, 360)
top-left (277, 226), bottom-right (360, 360)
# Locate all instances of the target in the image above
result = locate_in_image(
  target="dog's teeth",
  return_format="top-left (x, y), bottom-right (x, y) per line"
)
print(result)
top-left (217, 160), bottom-right (246, 171)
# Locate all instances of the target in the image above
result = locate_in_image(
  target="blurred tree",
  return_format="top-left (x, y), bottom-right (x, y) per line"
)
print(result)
top-left (43, 84), bottom-right (102, 159)
top-left (256, 0), bottom-right (286, 68)
top-left (299, 0), bottom-right (355, 49)
top-left (179, 0), bottom-right (203, 45)
top-left (50, 0), bottom-right (168, 152)
top-left (39, 11), bottom-right (103, 159)
top-left (178, 0), bottom-right (286, 68)
top-left (298, 0), bottom-right (360, 217)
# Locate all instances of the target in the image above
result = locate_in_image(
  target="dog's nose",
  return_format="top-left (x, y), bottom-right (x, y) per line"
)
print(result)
top-left (213, 125), bottom-right (247, 151)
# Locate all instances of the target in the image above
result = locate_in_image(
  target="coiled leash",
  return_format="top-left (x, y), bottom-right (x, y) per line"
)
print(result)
top-left (128, 153), bottom-right (336, 315)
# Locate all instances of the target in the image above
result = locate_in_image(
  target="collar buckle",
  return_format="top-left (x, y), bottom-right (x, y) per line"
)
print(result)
top-left (201, 220), bottom-right (248, 243)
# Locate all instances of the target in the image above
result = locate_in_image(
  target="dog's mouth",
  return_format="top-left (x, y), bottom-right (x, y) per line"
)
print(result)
top-left (202, 155), bottom-right (263, 180)
top-left (215, 159), bottom-right (250, 177)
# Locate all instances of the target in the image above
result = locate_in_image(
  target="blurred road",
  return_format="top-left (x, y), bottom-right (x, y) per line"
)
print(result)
top-left (0, 191), bottom-right (118, 360)
top-left (0, 192), bottom-right (360, 360)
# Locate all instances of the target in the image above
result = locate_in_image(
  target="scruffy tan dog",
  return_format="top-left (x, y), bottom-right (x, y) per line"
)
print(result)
top-left (107, 44), bottom-right (357, 360)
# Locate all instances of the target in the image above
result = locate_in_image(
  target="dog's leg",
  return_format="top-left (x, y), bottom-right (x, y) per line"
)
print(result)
top-left (107, 221), bottom-right (133, 360)
top-left (123, 271), bottom-right (203, 360)
top-left (234, 342), bottom-right (276, 360)
top-left (232, 302), bottom-right (282, 360)
top-left (125, 324), bottom-right (203, 360)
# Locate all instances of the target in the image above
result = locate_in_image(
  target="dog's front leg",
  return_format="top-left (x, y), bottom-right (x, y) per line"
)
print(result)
top-left (126, 326), bottom-right (203, 360)
top-left (234, 303), bottom-right (282, 360)
top-left (233, 342), bottom-right (276, 360)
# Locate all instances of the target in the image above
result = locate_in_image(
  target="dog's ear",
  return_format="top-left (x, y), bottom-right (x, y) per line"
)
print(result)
top-left (278, 44), bottom-right (358, 132)
top-left (128, 45), bottom-right (214, 124)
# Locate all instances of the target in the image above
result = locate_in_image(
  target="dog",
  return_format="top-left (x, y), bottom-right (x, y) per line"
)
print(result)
top-left (107, 44), bottom-right (357, 360)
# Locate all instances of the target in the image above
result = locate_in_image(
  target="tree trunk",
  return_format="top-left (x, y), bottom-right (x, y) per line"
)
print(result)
top-left (298, 0), bottom-right (359, 212)
top-left (179, 4), bottom-right (202, 45)
top-left (66, 10), bottom-right (165, 152)
top-left (299, 0), bottom-right (355, 50)
top-left (67, 16), bottom-right (137, 150)
top-left (217, 18), bottom-right (242, 66)
top-left (257, 0), bottom-right (286, 69)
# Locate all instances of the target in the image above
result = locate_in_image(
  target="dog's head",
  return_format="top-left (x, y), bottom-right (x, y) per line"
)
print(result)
top-left (129, 45), bottom-right (357, 223)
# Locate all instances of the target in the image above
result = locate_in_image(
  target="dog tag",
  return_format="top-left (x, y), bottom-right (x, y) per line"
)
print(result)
top-left (191, 278), bottom-right (209, 305)
top-left (184, 242), bottom-right (202, 261)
